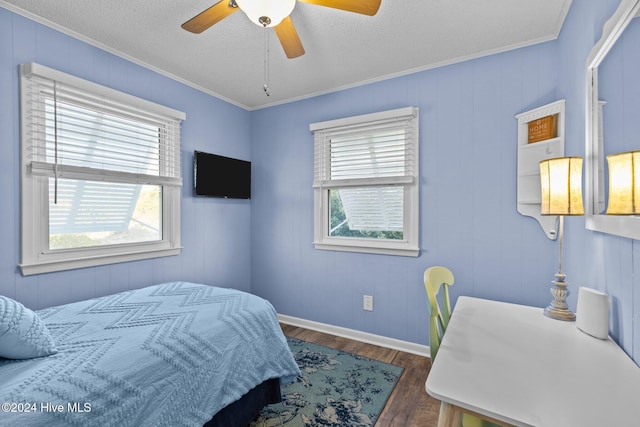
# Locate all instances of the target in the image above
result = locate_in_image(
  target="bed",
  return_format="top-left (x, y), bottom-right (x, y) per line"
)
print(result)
top-left (0, 281), bottom-right (301, 426)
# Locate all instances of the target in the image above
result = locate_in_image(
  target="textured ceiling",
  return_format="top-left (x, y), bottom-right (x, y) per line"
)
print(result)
top-left (1, 0), bottom-right (573, 110)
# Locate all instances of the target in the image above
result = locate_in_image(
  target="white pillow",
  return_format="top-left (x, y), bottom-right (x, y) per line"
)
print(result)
top-left (0, 296), bottom-right (57, 359)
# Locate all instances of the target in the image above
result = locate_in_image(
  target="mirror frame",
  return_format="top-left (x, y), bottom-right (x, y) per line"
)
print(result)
top-left (585, 0), bottom-right (640, 239)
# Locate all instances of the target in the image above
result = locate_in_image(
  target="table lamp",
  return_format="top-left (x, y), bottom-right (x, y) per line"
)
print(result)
top-left (539, 157), bottom-right (584, 321)
top-left (606, 150), bottom-right (640, 214)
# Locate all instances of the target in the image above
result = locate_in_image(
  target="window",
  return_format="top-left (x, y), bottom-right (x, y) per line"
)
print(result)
top-left (311, 107), bottom-right (419, 256)
top-left (19, 63), bottom-right (185, 275)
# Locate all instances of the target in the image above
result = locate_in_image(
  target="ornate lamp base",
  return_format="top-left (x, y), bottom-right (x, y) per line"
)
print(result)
top-left (544, 274), bottom-right (576, 321)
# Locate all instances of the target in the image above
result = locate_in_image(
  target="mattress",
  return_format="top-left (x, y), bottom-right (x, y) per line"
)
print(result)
top-left (0, 282), bottom-right (300, 426)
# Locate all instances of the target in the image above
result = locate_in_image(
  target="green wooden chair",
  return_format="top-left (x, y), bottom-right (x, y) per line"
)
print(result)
top-left (424, 266), bottom-right (503, 427)
top-left (424, 266), bottom-right (454, 362)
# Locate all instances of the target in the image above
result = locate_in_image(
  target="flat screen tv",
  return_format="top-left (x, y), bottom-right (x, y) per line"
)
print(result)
top-left (193, 150), bottom-right (251, 199)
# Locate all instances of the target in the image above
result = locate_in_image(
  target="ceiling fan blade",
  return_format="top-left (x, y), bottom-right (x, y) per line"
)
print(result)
top-left (274, 17), bottom-right (305, 59)
top-left (298, 0), bottom-right (381, 16)
top-left (181, 1), bottom-right (239, 34)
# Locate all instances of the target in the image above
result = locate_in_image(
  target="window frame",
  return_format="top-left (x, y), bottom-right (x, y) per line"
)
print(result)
top-left (19, 63), bottom-right (185, 276)
top-left (311, 107), bottom-right (420, 257)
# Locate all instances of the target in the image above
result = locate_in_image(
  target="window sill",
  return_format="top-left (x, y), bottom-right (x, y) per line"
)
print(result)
top-left (19, 246), bottom-right (181, 276)
top-left (313, 242), bottom-right (420, 257)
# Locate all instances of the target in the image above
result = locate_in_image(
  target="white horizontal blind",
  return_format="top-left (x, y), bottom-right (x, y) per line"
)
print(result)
top-left (313, 110), bottom-right (417, 188)
top-left (19, 63), bottom-right (185, 275)
top-left (21, 63), bottom-right (183, 187)
top-left (311, 107), bottom-right (419, 256)
top-left (312, 107), bottom-right (418, 235)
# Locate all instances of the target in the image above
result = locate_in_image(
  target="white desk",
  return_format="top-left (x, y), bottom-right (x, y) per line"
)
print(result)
top-left (425, 297), bottom-right (640, 427)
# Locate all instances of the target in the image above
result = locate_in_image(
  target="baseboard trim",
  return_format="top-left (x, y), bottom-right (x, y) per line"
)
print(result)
top-left (278, 314), bottom-right (431, 358)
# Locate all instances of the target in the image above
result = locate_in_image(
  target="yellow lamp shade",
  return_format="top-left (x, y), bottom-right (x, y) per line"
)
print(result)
top-left (540, 157), bottom-right (584, 215)
top-left (606, 150), bottom-right (640, 215)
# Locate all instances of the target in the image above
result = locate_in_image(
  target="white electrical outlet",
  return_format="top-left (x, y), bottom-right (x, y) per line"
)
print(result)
top-left (363, 295), bottom-right (374, 311)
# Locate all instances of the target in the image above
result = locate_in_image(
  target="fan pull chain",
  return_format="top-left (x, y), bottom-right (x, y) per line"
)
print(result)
top-left (263, 27), bottom-right (271, 96)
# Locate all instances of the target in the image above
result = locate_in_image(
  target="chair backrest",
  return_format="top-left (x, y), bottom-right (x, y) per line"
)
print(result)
top-left (424, 269), bottom-right (497, 427)
top-left (424, 266), bottom-right (454, 361)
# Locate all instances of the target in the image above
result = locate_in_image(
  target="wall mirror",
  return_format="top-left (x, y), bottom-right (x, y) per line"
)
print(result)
top-left (585, 0), bottom-right (640, 239)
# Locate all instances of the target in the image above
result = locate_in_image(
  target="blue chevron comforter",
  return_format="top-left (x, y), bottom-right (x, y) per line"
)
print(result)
top-left (0, 282), bottom-right (300, 426)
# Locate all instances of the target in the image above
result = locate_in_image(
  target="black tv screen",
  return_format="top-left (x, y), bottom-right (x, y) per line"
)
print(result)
top-left (194, 151), bottom-right (251, 199)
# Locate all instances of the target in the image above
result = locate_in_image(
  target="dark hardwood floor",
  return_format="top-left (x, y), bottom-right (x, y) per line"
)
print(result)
top-left (280, 324), bottom-right (442, 426)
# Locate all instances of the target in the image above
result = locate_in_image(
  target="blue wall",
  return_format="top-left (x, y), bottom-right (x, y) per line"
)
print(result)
top-left (250, 0), bottom-right (640, 365)
top-left (1, 0), bottom-right (638, 365)
top-left (250, 42), bottom-right (561, 345)
top-left (0, 9), bottom-right (253, 307)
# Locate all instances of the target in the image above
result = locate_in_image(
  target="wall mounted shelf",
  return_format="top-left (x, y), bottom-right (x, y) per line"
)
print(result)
top-left (516, 100), bottom-right (566, 240)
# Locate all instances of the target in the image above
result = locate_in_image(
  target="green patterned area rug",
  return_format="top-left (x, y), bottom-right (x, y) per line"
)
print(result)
top-left (251, 337), bottom-right (404, 427)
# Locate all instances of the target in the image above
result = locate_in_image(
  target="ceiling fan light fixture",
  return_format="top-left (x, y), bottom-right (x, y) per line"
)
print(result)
top-left (236, 0), bottom-right (296, 27)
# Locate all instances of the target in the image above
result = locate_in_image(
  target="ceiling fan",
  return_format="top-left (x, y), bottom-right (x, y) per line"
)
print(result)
top-left (181, 0), bottom-right (382, 59)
